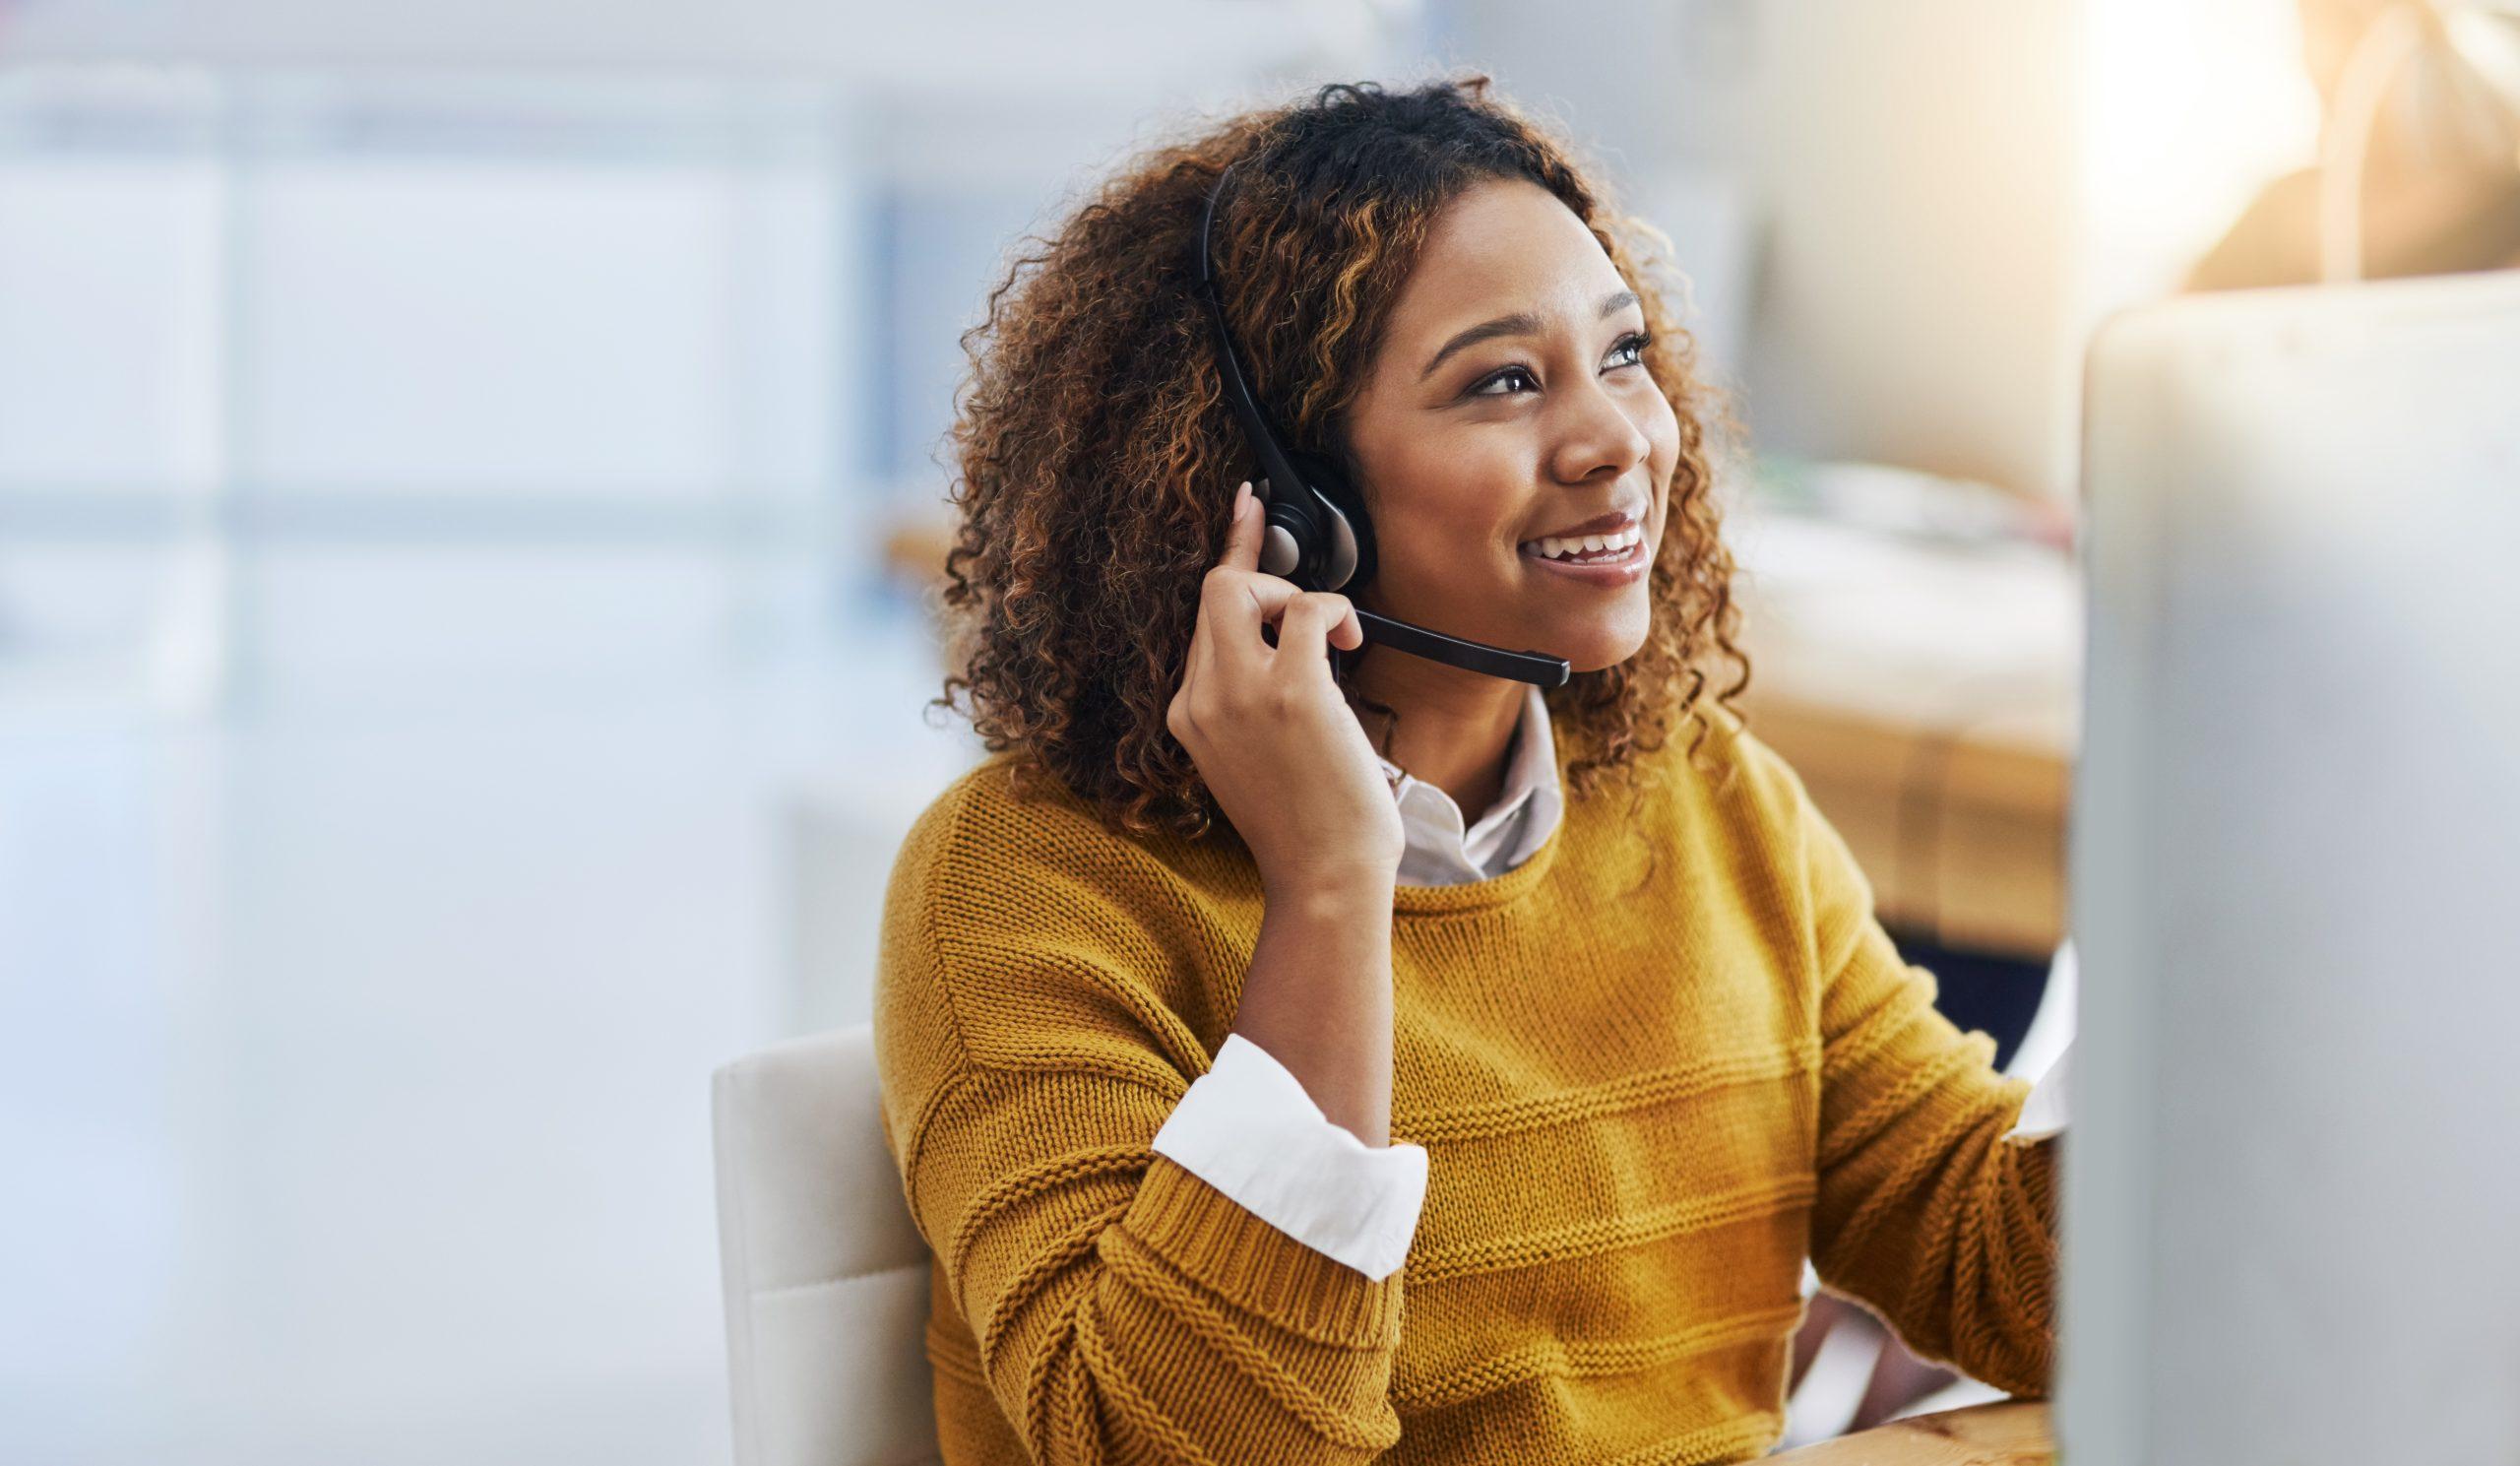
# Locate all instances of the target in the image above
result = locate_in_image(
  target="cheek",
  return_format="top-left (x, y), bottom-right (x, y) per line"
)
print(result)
top-left (1644, 396), bottom-right (1685, 488)
top-left (1375, 428), bottom-right (1528, 553)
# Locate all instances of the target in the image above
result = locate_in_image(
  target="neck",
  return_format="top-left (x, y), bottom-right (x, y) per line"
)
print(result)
top-left (1344, 647), bottom-right (1528, 819)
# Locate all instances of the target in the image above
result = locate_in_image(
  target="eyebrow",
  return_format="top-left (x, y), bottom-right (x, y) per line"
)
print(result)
top-left (1419, 288), bottom-right (1641, 381)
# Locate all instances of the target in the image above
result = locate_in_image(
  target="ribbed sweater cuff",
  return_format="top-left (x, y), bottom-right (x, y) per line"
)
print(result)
top-left (1127, 1154), bottom-right (1407, 1347)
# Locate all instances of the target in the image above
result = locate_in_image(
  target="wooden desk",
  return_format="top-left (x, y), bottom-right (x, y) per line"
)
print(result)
top-left (1770, 1401), bottom-right (2052, 1463)
top-left (1728, 509), bottom-right (2078, 961)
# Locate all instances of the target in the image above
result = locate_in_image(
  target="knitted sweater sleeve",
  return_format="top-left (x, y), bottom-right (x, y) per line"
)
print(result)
top-left (872, 792), bottom-right (1409, 1464)
top-left (1769, 743), bottom-right (2062, 1398)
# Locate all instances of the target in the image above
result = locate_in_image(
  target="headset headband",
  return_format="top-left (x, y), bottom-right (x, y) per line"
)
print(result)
top-left (1194, 162), bottom-right (1331, 572)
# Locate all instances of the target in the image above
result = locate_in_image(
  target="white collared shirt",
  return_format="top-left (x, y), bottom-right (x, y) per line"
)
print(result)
top-left (1378, 681), bottom-right (1563, 887)
top-left (1150, 684), bottom-right (2069, 1280)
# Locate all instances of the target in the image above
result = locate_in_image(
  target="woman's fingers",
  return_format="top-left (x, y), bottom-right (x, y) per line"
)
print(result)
top-left (1224, 569), bottom-right (1306, 645)
top-left (1206, 482), bottom-right (1299, 660)
top-left (1223, 480), bottom-right (1262, 571)
top-left (1274, 591), bottom-right (1352, 672)
top-left (1197, 478), bottom-right (1364, 678)
top-left (1329, 599), bottom-right (1363, 652)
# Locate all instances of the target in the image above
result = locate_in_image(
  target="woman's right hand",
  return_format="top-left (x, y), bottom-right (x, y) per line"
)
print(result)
top-left (1167, 479), bottom-right (1405, 898)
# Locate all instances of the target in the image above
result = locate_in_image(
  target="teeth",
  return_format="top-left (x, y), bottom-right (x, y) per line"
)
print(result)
top-left (1528, 524), bottom-right (1642, 561)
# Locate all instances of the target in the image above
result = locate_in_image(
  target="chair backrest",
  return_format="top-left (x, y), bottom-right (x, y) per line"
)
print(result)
top-left (712, 1024), bottom-right (942, 1466)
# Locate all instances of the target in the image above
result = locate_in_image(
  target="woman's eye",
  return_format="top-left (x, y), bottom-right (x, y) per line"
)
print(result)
top-left (1469, 364), bottom-right (1540, 397)
top-left (1468, 334), bottom-right (1652, 398)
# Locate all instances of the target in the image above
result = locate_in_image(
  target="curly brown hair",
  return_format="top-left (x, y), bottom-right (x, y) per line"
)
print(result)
top-left (929, 75), bottom-right (1751, 844)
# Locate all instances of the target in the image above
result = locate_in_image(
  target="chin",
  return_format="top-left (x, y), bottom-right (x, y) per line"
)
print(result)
top-left (1549, 616), bottom-right (1653, 676)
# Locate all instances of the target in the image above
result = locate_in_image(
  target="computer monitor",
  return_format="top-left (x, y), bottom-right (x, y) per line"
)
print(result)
top-left (2063, 270), bottom-right (2520, 1462)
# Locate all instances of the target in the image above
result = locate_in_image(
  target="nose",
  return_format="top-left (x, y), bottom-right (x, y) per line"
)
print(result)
top-left (1545, 371), bottom-right (1654, 487)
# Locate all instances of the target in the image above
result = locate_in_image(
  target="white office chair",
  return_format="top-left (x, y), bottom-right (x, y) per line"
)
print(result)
top-left (712, 1025), bottom-right (942, 1466)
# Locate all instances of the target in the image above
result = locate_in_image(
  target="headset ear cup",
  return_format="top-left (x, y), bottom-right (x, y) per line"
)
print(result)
top-left (1259, 500), bottom-right (1313, 585)
top-left (1312, 490), bottom-right (1360, 591)
top-left (1291, 452), bottom-right (1375, 594)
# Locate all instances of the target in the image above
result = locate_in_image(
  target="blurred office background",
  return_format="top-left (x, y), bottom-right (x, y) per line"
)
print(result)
top-left (8, 0), bottom-right (2501, 1461)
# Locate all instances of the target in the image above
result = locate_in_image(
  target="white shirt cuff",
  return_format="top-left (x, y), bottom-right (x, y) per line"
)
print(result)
top-left (1150, 1033), bottom-right (1429, 1281)
top-left (2005, 1041), bottom-right (2070, 1141)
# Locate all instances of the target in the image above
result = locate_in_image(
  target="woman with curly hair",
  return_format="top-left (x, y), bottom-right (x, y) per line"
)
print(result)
top-left (873, 77), bottom-right (2057, 1464)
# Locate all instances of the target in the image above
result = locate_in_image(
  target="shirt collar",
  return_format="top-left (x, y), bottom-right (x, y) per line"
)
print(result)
top-left (1375, 681), bottom-right (1564, 883)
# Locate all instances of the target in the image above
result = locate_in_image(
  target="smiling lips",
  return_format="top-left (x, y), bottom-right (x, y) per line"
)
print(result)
top-left (1522, 522), bottom-right (1645, 564)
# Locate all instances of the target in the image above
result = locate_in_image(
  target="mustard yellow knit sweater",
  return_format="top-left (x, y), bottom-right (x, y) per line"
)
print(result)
top-left (872, 703), bottom-right (2056, 1464)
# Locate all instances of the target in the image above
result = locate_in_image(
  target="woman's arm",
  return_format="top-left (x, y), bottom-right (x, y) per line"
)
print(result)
top-left (877, 481), bottom-right (1430, 1459)
top-left (1168, 480), bottom-right (1409, 1150)
top-left (1806, 910), bottom-right (2060, 1398)
top-left (875, 800), bottom-right (1410, 1465)
top-left (1151, 872), bottom-right (1429, 1285)
top-left (1229, 877), bottom-right (1401, 1146)
top-left (1744, 732), bottom-right (2060, 1398)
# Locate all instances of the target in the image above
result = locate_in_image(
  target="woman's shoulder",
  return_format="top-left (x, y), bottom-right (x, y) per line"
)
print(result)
top-left (1651, 695), bottom-right (1820, 843)
top-left (881, 750), bottom-right (1247, 1009)
top-left (876, 750), bottom-right (1223, 1103)
top-left (1661, 694), bottom-right (1887, 940)
top-left (890, 750), bottom-right (1214, 914)
top-left (894, 749), bottom-right (1102, 875)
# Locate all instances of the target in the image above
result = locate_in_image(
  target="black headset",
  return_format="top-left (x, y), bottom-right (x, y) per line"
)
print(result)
top-left (1191, 162), bottom-right (1571, 688)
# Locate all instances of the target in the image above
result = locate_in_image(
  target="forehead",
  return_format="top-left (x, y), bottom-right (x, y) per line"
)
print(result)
top-left (1385, 178), bottom-right (1624, 339)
